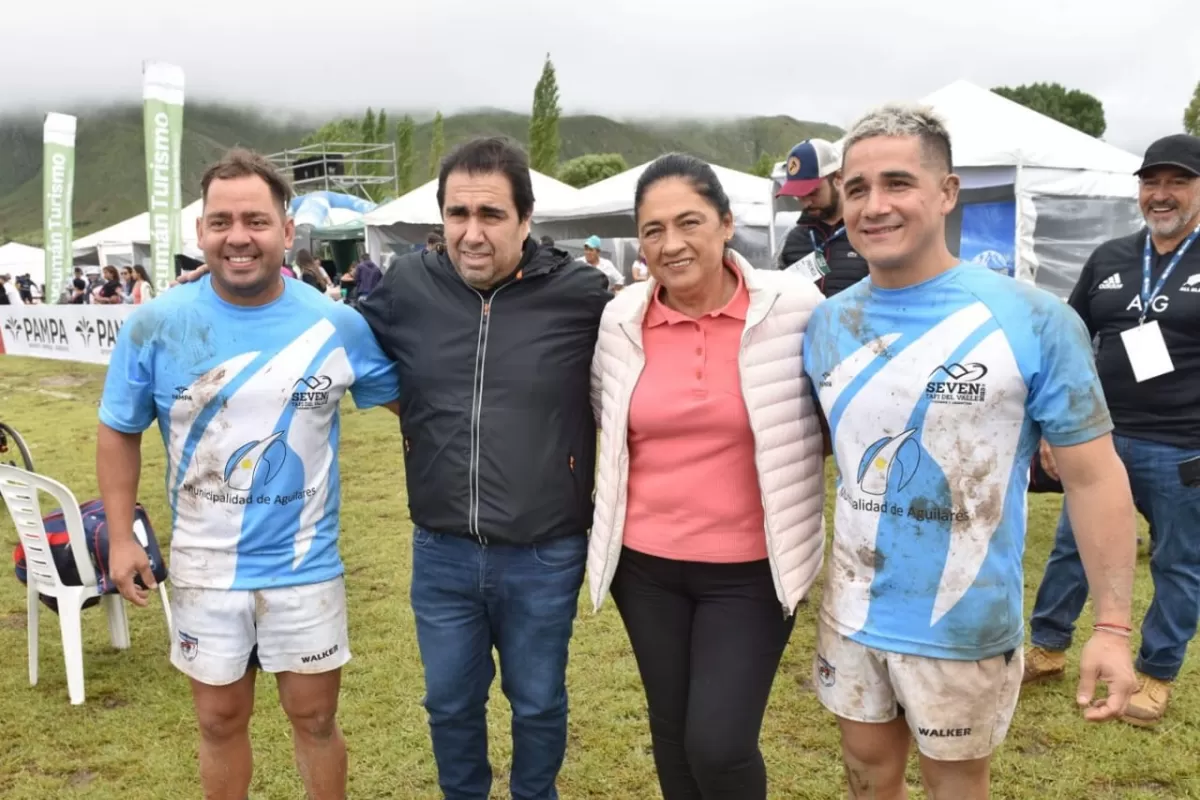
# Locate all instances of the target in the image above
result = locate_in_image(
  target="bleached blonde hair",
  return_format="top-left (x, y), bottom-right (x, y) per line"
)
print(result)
top-left (842, 103), bottom-right (954, 173)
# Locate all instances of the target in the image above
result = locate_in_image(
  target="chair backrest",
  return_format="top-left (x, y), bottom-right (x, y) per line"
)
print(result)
top-left (0, 464), bottom-right (96, 595)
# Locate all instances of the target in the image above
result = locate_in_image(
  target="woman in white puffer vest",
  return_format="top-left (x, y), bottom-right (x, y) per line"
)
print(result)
top-left (588, 153), bottom-right (828, 800)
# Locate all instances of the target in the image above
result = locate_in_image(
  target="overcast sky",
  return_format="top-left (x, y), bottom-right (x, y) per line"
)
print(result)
top-left (2, 0), bottom-right (1196, 155)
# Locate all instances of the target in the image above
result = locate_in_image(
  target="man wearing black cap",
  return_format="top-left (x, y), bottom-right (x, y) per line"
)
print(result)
top-left (775, 138), bottom-right (869, 297)
top-left (1025, 133), bottom-right (1200, 728)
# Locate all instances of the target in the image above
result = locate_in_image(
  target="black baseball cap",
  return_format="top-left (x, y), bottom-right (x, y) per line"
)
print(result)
top-left (1135, 134), bottom-right (1200, 178)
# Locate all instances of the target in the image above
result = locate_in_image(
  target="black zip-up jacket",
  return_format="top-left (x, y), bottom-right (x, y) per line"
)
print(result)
top-left (359, 238), bottom-right (612, 545)
top-left (777, 214), bottom-right (869, 297)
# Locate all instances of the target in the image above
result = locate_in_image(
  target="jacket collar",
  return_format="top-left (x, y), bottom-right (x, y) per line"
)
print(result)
top-left (615, 249), bottom-right (780, 346)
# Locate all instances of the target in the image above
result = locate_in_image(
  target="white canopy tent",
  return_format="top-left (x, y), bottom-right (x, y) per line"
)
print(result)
top-left (74, 199), bottom-right (204, 267)
top-left (769, 80), bottom-right (1144, 296)
top-left (0, 242), bottom-right (46, 285)
top-left (364, 171), bottom-right (580, 264)
top-left (531, 162), bottom-right (786, 270)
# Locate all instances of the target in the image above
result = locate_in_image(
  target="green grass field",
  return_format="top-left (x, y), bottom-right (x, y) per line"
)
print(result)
top-left (0, 354), bottom-right (1196, 799)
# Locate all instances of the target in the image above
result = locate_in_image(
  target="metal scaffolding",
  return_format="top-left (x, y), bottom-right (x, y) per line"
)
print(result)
top-left (266, 142), bottom-right (398, 200)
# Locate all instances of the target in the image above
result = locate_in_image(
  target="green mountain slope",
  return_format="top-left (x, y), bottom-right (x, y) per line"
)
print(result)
top-left (0, 104), bottom-right (841, 245)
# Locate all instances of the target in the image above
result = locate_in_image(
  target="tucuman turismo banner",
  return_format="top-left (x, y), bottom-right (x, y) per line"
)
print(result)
top-left (142, 61), bottom-right (185, 294)
top-left (42, 113), bottom-right (77, 302)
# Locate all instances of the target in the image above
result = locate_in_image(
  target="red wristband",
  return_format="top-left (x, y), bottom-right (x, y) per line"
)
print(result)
top-left (1095, 622), bottom-right (1132, 632)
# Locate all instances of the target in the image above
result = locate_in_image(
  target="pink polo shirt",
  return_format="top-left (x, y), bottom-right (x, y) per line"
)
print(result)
top-left (622, 265), bottom-right (768, 563)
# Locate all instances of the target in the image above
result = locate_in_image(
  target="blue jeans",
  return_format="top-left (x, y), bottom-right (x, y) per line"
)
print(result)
top-left (1029, 434), bottom-right (1200, 681)
top-left (410, 527), bottom-right (587, 800)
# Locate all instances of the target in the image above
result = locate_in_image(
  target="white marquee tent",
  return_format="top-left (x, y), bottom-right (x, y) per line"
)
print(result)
top-left (74, 199), bottom-right (204, 267)
top-left (532, 161), bottom-right (780, 238)
top-left (0, 242), bottom-right (45, 285)
top-left (770, 80), bottom-right (1144, 296)
top-left (364, 171), bottom-right (580, 264)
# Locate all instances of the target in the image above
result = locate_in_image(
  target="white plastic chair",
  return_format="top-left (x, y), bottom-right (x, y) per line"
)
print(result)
top-left (0, 464), bottom-right (171, 705)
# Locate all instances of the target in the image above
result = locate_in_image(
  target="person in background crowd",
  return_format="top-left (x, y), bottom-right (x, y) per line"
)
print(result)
top-left (295, 248), bottom-right (330, 294)
top-left (57, 267), bottom-right (85, 304)
top-left (68, 277), bottom-right (88, 304)
top-left (92, 266), bottom-right (123, 305)
top-left (121, 267), bottom-right (136, 300)
top-left (97, 148), bottom-right (400, 800)
top-left (15, 274), bottom-right (34, 304)
top-left (130, 265), bottom-right (154, 305)
top-left (1025, 133), bottom-right (1200, 728)
top-left (580, 234), bottom-right (626, 290)
top-left (540, 234), bottom-right (555, 247)
top-left (425, 232), bottom-right (445, 252)
top-left (353, 259), bottom-right (382, 304)
top-left (631, 249), bottom-right (649, 282)
top-left (358, 136), bottom-right (610, 800)
top-left (803, 103), bottom-right (1136, 799)
top-left (589, 154), bottom-right (826, 799)
top-left (84, 269), bottom-right (104, 303)
top-left (776, 138), bottom-right (869, 297)
top-left (0, 274), bottom-right (16, 305)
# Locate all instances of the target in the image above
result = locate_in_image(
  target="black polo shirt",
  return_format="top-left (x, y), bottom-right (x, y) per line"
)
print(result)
top-left (1068, 228), bottom-right (1200, 449)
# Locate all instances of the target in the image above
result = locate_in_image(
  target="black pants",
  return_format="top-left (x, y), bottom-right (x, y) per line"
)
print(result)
top-left (610, 547), bottom-right (795, 800)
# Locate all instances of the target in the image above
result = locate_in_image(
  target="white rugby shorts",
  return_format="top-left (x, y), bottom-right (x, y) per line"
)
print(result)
top-left (814, 617), bottom-right (1022, 761)
top-left (170, 576), bottom-right (350, 686)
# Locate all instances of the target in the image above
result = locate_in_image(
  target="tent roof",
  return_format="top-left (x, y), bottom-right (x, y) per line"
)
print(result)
top-left (0, 242), bottom-right (45, 284)
top-left (74, 199), bottom-right (204, 253)
top-left (913, 81), bottom-right (1142, 173)
top-left (364, 170), bottom-right (579, 228)
top-left (533, 161), bottom-right (773, 226)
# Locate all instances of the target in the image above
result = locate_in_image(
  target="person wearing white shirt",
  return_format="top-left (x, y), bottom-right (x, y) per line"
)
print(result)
top-left (580, 235), bottom-right (625, 290)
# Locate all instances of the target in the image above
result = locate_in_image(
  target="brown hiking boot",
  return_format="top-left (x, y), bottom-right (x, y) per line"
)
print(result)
top-left (1121, 674), bottom-right (1172, 728)
top-left (1022, 646), bottom-right (1066, 684)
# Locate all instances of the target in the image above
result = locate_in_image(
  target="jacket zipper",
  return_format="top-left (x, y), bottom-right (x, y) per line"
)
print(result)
top-left (467, 283), bottom-right (511, 544)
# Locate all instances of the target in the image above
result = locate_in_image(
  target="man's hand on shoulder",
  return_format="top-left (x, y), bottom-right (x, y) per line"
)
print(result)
top-left (172, 263), bottom-right (210, 286)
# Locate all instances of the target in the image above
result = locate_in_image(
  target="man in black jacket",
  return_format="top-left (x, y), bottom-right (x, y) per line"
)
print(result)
top-left (358, 137), bottom-right (611, 800)
top-left (775, 138), bottom-right (869, 297)
top-left (1025, 133), bottom-right (1200, 728)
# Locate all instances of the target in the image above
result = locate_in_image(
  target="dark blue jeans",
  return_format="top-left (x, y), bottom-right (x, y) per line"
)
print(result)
top-left (1029, 434), bottom-right (1200, 681)
top-left (410, 527), bottom-right (587, 800)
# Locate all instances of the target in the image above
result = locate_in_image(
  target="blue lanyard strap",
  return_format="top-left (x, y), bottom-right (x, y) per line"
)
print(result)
top-left (807, 225), bottom-right (846, 254)
top-left (1141, 223), bottom-right (1200, 324)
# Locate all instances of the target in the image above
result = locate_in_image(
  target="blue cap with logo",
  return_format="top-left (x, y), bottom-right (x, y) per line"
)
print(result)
top-left (776, 139), bottom-right (842, 198)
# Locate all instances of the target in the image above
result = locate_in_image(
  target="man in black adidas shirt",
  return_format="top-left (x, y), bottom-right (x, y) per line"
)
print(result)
top-left (775, 138), bottom-right (869, 297)
top-left (1025, 133), bottom-right (1200, 728)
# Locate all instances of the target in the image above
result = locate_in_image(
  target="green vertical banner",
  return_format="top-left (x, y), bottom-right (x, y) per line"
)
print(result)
top-left (142, 61), bottom-right (185, 293)
top-left (43, 113), bottom-right (77, 302)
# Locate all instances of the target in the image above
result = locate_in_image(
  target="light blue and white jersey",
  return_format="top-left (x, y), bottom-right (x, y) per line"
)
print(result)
top-left (99, 276), bottom-right (399, 591)
top-left (803, 264), bottom-right (1112, 660)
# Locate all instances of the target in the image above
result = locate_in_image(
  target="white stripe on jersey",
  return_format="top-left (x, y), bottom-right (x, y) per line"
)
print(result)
top-left (171, 319), bottom-right (337, 589)
top-left (920, 328), bottom-right (1026, 624)
top-left (167, 352), bottom-right (259, 496)
top-left (817, 333), bottom-right (903, 413)
top-left (287, 346), bottom-right (354, 569)
top-left (827, 302), bottom-right (994, 635)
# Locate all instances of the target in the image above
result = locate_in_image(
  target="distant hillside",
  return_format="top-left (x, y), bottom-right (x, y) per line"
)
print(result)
top-left (0, 104), bottom-right (842, 245)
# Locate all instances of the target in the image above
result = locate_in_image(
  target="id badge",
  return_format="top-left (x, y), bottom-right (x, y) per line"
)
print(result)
top-left (785, 250), bottom-right (829, 283)
top-left (1120, 320), bottom-right (1174, 382)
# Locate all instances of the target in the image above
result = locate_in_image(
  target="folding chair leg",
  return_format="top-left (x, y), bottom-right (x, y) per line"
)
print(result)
top-left (27, 581), bottom-right (38, 687)
top-left (58, 592), bottom-right (86, 706)
top-left (158, 582), bottom-right (173, 647)
top-left (102, 594), bottom-right (131, 650)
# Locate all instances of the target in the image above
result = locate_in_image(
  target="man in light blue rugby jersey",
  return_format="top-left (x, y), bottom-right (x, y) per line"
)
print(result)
top-left (96, 149), bottom-right (399, 800)
top-left (802, 104), bottom-right (1137, 800)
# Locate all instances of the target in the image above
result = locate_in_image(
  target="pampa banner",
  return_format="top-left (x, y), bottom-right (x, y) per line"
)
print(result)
top-left (143, 61), bottom-right (185, 295)
top-left (0, 305), bottom-right (135, 365)
top-left (43, 113), bottom-right (77, 303)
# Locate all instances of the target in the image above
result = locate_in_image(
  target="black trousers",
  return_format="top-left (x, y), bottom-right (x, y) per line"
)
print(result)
top-left (610, 547), bottom-right (795, 800)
